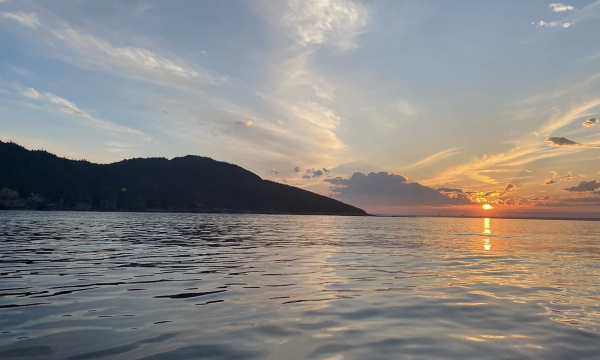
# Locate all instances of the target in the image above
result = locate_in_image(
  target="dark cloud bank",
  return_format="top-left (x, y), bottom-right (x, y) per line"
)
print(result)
top-left (325, 172), bottom-right (471, 207)
top-left (546, 137), bottom-right (600, 148)
top-left (562, 180), bottom-right (600, 192)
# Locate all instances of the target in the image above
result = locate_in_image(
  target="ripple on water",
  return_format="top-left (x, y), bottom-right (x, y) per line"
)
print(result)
top-left (0, 212), bottom-right (599, 359)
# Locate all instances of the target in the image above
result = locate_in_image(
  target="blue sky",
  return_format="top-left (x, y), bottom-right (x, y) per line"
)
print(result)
top-left (1, 0), bottom-right (600, 215)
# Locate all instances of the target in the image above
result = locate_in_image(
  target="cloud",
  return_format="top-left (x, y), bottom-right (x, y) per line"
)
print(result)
top-left (408, 148), bottom-right (461, 169)
top-left (49, 27), bottom-right (212, 87)
top-left (422, 100), bottom-right (600, 186)
top-left (393, 100), bottom-right (418, 117)
top-left (543, 171), bottom-right (559, 185)
top-left (0, 11), bottom-right (40, 28)
top-left (302, 168), bottom-right (328, 179)
top-left (287, 101), bottom-right (345, 149)
top-left (549, 3), bottom-right (575, 12)
top-left (17, 86), bottom-right (149, 140)
top-left (282, 0), bottom-right (369, 50)
top-left (546, 137), bottom-right (578, 146)
top-left (543, 170), bottom-right (575, 184)
top-left (237, 121), bottom-right (253, 126)
top-left (104, 141), bottom-right (133, 154)
top-left (546, 136), bottom-right (600, 148)
top-left (423, 142), bottom-right (570, 186)
top-left (536, 20), bottom-right (573, 28)
top-left (437, 187), bottom-right (465, 194)
top-left (530, 196), bottom-right (551, 201)
top-left (499, 183), bottom-right (517, 196)
top-left (480, 183), bottom-right (517, 198)
top-left (561, 196), bottom-right (600, 203)
top-left (21, 87), bottom-right (40, 100)
top-left (562, 180), bottom-right (600, 192)
top-left (5, 11), bottom-right (214, 88)
top-left (556, 0), bottom-right (600, 27)
top-left (294, 166), bottom-right (300, 173)
top-left (584, 118), bottom-right (598, 127)
top-left (270, 169), bottom-right (279, 175)
top-left (560, 171), bottom-right (574, 181)
top-left (541, 99), bottom-right (600, 135)
top-left (325, 172), bottom-right (472, 208)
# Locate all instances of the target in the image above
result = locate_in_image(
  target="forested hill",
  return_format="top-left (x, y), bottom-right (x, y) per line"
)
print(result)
top-left (0, 141), bottom-right (367, 215)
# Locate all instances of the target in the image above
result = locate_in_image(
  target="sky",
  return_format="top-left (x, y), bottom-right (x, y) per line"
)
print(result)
top-left (1, 0), bottom-right (600, 217)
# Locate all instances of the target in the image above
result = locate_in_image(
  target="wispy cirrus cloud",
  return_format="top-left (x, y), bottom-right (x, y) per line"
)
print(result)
top-left (1, 8), bottom-right (214, 88)
top-left (50, 27), bottom-right (214, 87)
top-left (16, 85), bottom-right (149, 140)
top-left (407, 148), bottom-right (462, 169)
top-left (422, 142), bottom-right (572, 186)
top-left (540, 99), bottom-right (600, 135)
top-left (561, 0), bottom-right (600, 23)
top-left (282, 0), bottom-right (369, 50)
top-left (0, 11), bottom-right (40, 28)
top-left (228, 0), bottom-right (370, 175)
top-left (104, 141), bottom-right (133, 154)
top-left (423, 99), bottom-right (600, 186)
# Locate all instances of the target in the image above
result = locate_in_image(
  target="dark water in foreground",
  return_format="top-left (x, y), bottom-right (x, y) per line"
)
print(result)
top-left (1, 212), bottom-right (599, 359)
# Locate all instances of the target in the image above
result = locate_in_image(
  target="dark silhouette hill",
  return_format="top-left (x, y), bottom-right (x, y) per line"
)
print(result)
top-left (0, 141), bottom-right (366, 215)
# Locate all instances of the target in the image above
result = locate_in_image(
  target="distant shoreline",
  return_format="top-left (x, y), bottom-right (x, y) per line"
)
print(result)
top-left (1, 209), bottom-right (598, 221)
top-left (376, 214), bottom-right (600, 222)
top-left (0, 209), bottom-right (372, 217)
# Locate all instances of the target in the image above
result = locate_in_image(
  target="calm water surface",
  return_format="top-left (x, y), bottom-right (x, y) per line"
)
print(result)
top-left (1, 212), bottom-right (599, 359)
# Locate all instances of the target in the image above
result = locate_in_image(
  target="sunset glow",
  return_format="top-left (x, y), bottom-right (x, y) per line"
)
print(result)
top-left (482, 204), bottom-right (493, 211)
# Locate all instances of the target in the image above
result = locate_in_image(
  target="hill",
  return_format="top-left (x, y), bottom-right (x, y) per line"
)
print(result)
top-left (0, 141), bottom-right (367, 215)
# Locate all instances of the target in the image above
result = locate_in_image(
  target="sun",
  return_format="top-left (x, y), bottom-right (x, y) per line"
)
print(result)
top-left (482, 204), bottom-right (493, 210)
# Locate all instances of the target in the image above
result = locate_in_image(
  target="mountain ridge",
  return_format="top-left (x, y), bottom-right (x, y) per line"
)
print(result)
top-left (0, 141), bottom-right (367, 215)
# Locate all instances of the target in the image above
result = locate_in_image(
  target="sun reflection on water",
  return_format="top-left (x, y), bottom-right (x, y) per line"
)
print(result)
top-left (483, 218), bottom-right (492, 251)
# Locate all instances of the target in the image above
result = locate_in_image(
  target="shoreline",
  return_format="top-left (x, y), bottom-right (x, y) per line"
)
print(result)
top-left (2, 209), bottom-right (599, 221)
top-left (0, 208), bottom-right (371, 217)
top-left (376, 214), bottom-right (600, 222)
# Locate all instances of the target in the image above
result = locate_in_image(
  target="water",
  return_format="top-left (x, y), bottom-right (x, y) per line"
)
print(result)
top-left (1, 212), bottom-right (599, 360)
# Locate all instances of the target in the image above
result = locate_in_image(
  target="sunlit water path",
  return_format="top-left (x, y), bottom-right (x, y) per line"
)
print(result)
top-left (1, 212), bottom-right (599, 359)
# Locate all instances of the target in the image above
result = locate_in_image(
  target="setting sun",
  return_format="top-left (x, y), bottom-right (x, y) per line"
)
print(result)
top-left (482, 204), bottom-right (493, 210)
